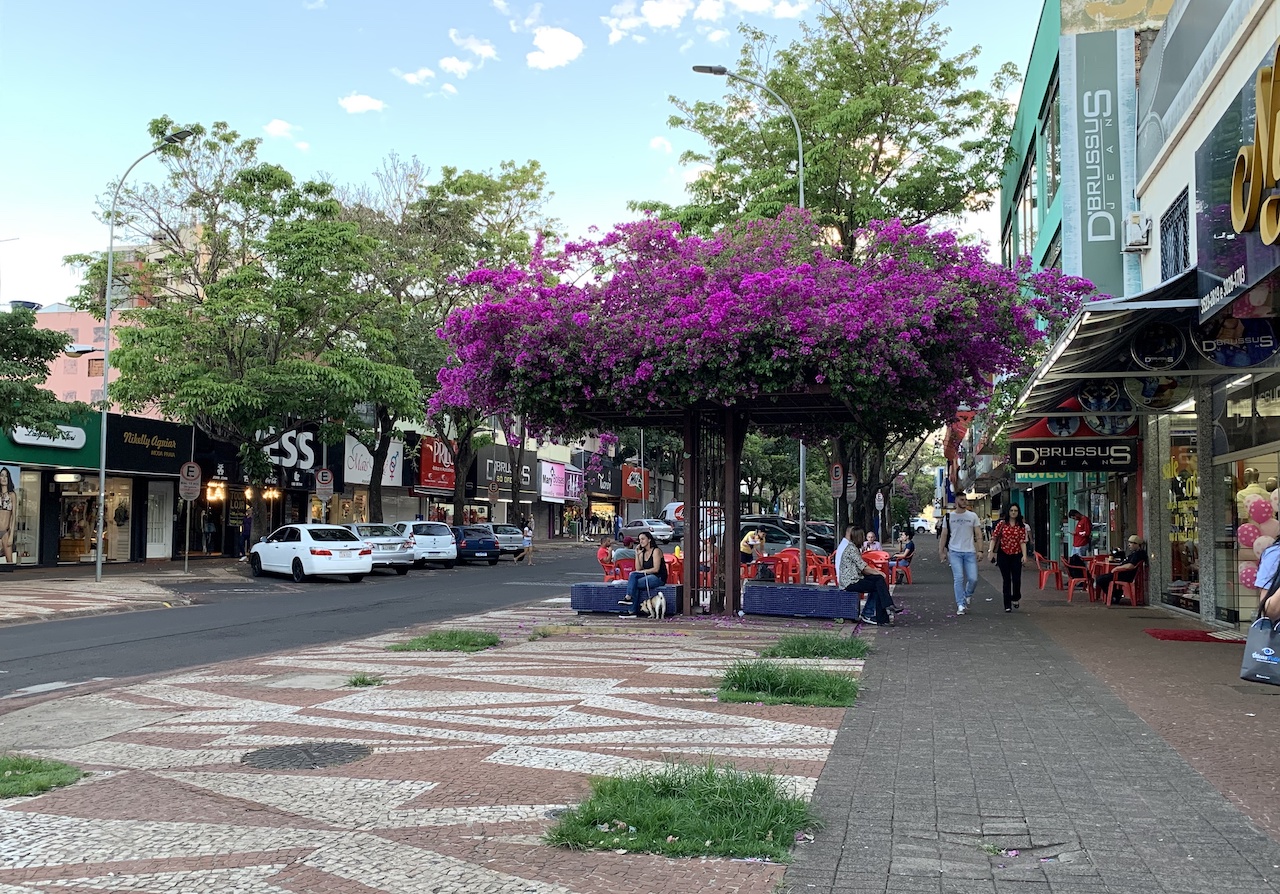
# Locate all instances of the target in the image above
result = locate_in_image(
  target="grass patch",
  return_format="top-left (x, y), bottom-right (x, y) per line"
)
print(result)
top-left (717, 659), bottom-right (858, 707)
top-left (387, 630), bottom-right (501, 653)
top-left (0, 754), bottom-right (83, 798)
top-left (545, 761), bottom-right (818, 861)
top-left (528, 626), bottom-right (555, 641)
top-left (346, 673), bottom-right (385, 687)
top-left (760, 632), bottom-right (870, 660)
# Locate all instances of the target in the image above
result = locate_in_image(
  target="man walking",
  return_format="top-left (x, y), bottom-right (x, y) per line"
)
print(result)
top-left (939, 493), bottom-right (984, 615)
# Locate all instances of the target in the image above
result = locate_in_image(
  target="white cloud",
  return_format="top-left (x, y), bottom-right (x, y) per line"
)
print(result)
top-left (439, 56), bottom-right (474, 78)
top-left (707, 28), bottom-right (728, 41)
top-left (527, 26), bottom-right (584, 69)
top-left (492, 0), bottom-right (511, 12)
top-left (650, 136), bottom-right (673, 153)
top-left (303, 0), bottom-right (325, 8)
top-left (693, 0), bottom-right (724, 20)
top-left (641, 0), bottom-right (693, 28)
top-left (602, 1), bottom-right (645, 43)
top-left (263, 119), bottom-right (296, 139)
top-left (338, 93), bottom-right (386, 113)
top-left (294, 141), bottom-right (310, 152)
top-left (394, 66), bottom-right (435, 85)
top-left (772, 0), bottom-right (808, 16)
top-left (683, 163), bottom-right (713, 184)
top-left (449, 28), bottom-right (498, 60)
top-left (727, 0), bottom-right (772, 12)
top-left (441, 83), bottom-right (459, 95)
top-left (678, 37), bottom-right (694, 52)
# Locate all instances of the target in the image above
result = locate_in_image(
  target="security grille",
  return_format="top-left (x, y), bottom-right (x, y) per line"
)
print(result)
top-left (1160, 189), bottom-right (1190, 282)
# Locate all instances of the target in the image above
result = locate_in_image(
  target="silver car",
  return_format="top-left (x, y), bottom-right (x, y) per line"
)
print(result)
top-left (475, 523), bottom-right (524, 556)
top-left (392, 520), bottom-right (458, 569)
top-left (341, 523), bottom-right (414, 574)
top-left (619, 518), bottom-right (675, 543)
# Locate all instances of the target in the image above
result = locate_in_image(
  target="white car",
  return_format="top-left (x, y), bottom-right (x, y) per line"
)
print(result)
top-left (392, 520), bottom-right (458, 569)
top-left (474, 523), bottom-right (524, 556)
top-left (342, 523), bottom-right (414, 574)
top-left (619, 518), bottom-right (675, 543)
top-left (911, 516), bottom-right (934, 534)
top-left (249, 524), bottom-right (373, 583)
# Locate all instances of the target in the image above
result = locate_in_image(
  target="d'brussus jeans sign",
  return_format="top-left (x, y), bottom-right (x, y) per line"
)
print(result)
top-left (1011, 439), bottom-right (1139, 473)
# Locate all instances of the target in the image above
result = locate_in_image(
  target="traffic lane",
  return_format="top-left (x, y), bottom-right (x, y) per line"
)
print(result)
top-left (0, 552), bottom-right (598, 698)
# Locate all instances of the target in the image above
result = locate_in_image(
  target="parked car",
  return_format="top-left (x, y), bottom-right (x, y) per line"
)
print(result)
top-left (451, 526), bottom-right (501, 565)
top-left (806, 521), bottom-right (838, 552)
top-left (249, 523), bottom-right (372, 583)
top-left (729, 521), bottom-right (828, 557)
top-left (741, 514), bottom-right (802, 537)
top-left (910, 516), bottom-right (934, 535)
top-left (619, 518), bottom-right (675, 543)
top-left (341, 523), bottom-right (414, 574)
top-left (475, 522), bottom-right (524, 556)
top-left (391, 520), bottom-right (458, 568)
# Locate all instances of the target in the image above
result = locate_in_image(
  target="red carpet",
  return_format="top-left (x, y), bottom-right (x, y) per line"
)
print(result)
top-left (1144, 628), bottom-right (1245, 643)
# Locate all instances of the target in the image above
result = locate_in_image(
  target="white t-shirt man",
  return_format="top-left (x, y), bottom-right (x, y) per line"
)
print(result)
top-left (941, 503), bottom-right (981, 554)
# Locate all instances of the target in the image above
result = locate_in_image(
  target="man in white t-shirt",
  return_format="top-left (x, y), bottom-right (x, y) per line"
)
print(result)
top-left (938, 493), bottom-right (985, 615)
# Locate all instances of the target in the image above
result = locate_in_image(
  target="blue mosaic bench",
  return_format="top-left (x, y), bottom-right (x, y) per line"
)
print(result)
top-left (743, 582), bottom-right (858, 619)
top-left (570, 582), bottom-right (684, 615)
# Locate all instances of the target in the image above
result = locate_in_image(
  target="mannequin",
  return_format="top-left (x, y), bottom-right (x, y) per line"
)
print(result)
top-left (1237, 467), bottom-right (1270, 520)
top-left (1268, 477), bottom-right (1278, 493)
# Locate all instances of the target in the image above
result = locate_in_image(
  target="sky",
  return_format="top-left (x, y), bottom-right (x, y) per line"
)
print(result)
top-left (0, 0), bottom-right (1043, 309)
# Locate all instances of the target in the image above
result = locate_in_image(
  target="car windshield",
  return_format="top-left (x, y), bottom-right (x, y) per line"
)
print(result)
top-left (310, 528), bottom-right (360, 542)
top-left (414, 523), bottom-right (451, 537)
top-left (356, 525), bottom-right (400, 538)
top-left (463, 527), bottom-right (492, 538)
top-left (494, 525), bottom-right (521, 535)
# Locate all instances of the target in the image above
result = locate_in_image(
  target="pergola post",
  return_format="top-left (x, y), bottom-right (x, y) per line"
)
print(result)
top-left (682, 409), bottom-right (698, 607)
top-left (724, 407), bottom-right (743, 614)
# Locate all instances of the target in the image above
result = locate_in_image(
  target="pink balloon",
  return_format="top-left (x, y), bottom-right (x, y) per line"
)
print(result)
top-left (1241, 563), bottom-right (1259, 588)
top-left (1239, 523), bottom-right (1262, 548)
top-left (1273, 489), bottom-right (1280, 513)
top-left (1263, 519), bottom-right (1280, 539)
top-left (1251, 498), bottom-right (1275, 524)
top-left (1256, 536), bottom-right (1277, 560)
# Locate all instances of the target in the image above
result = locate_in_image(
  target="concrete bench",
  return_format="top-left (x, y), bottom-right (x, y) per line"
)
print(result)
top-left (570, 582), bottom-right (683, 615)
top-left (742, 581), bottom-right (857, 619)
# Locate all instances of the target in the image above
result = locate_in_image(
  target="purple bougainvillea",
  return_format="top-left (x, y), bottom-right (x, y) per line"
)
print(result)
top-left (432, 211), bottom-right (1094, 439)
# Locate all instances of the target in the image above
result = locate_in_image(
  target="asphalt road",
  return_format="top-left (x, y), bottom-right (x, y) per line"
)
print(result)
top-left (0, 550), bottom-right (601, 698)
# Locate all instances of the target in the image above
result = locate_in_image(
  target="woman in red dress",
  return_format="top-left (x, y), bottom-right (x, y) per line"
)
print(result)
top-left (989, 504), bottom-right (1031, 612)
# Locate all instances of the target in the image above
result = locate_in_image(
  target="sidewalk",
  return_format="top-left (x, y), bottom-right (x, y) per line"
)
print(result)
top-left (4, 545), bottom-right (1280, 892)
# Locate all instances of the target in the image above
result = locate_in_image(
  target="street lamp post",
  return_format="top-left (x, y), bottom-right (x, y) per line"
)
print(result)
top-left (94, 130), bottom-right (194, 583)
top-left (693, 65), bottom-right (809, 582)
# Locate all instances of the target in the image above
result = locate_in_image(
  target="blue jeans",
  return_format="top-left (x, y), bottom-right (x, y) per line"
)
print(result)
top-left (843, 577), bottom-right (892, 623)
top-left (626, 572), bottom-right (663, 612)
top-left (948, 550), bottom-right (978, 608)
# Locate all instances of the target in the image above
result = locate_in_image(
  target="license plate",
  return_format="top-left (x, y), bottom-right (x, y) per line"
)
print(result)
top-left (474, 552), bottom-right (488, 557)
top-left (339, 550), bottom-right (352, 558)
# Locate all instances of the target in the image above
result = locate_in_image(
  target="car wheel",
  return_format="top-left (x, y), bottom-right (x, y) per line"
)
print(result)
top-left (488, 559), bottom-right (499, 566)
top-left (413, 559), bottom-right (425, 569)
top-left (249, 554), bottom-right (263, 577)
top-left (348, 574), bottom-right (365, 583)
top-left (394, 566), bottom-right (409, 575)
top-left (291, 559), bottom-right (308, 583)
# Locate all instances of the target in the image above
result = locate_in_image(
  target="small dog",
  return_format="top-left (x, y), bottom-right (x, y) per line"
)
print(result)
top-left (639, 592), bottom-right (666, 621)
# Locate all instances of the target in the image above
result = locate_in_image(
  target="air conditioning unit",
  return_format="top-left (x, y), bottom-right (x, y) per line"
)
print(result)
top-left (1122, 213), bottom-right (1152, 252)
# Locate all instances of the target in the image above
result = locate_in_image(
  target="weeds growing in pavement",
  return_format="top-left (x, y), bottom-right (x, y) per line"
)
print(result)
top-left (544, 761), bottom-right (819, 862)
top-left (0, 754), bottom-right (83, 798)
top-left (528, 626), bottom-right (555, 640)
top-left (346, 673), bottom-right (385, 687)
top-left (760, 632), bottom-right (870, 660)
top-left (387, 630), bottom-right (501, 652)
top-left (717, 659), bottom-right (858, 707)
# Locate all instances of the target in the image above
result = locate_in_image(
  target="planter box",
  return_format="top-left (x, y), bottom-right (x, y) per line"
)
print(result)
top-left (570, 582), bottom-right (683, 615)
top-left (743, 581), bottom-right (856, 619)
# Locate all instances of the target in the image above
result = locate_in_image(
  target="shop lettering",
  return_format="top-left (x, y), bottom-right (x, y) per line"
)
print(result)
top-left (1200, 265), bottom-right (1248, 316)
top-left (1231, 42), bottom-right (1280, 243)
top-left (262, 430), bottom-right (316, 470)
top-left (1201, 333), bottom-right (1275, 352)
top-left (123, 432), bottom-right (177, 453)
top-left (1014, 443), bottom-right (1134, 468)
top-left (1083, 89), bottom-right (1116, 243)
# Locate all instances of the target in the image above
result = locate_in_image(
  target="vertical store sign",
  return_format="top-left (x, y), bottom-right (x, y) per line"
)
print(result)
top-left (1060, 27), bottom-right (1135, 300)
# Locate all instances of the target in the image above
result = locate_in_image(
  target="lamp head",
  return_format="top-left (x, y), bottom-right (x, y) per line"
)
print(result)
top-left (163, 129), bottom-right (195, 144)
top-left (692, 65), bottom-right (728, 76)
top-left (65, 343), bottom-right (98, 358)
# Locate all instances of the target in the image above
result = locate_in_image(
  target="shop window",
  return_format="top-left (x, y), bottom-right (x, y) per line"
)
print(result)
top-left (1040, 81), bottom-right (1061, 205)
top-left (1165, 429), bottom-right (1198, 608)
top-left (1160, 188), bottom-right (1190, 282)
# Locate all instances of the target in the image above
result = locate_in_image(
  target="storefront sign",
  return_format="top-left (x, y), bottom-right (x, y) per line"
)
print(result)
top-left (416, 436), bottom-right (456, 493)
top-left (1197, 40), bottom-right (1280, 319)
top-left (344, 435), bottom-right (403, 487)
top-left (565, 465), bottom-right (585, 503)
top-left (471, 446), bottom-right (536, 500)
top-left (10, 425), bottom-right (87, 450)
top-left (1011, 439), bottom-right (1139, 473)
top-left (1194, 314), bottom-right (1279, 368)
top-left (540, 460), bottom-right (566, 503)
top-left (1062, 28), bottom-right (1130, 301)
top-left (1129, 322), bottom-right (1186, 370)
top-left (109, 416), bottom-right (183, 475)
top-left (1012, 471), bottom-right (1070, 484)
top-left (621, 463), bottom-right (649, 501)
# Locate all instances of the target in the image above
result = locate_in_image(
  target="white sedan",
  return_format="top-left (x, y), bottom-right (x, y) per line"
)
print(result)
top-left (249, 524), bottom-right (373, 583)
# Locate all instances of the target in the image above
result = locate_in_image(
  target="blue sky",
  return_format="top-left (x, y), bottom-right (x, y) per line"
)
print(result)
top-left (0, 0), bottom-right (1042, 308)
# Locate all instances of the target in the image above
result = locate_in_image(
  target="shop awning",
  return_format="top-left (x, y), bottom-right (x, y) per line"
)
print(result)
top-left (1011, 269), bottom-right (1203, 425)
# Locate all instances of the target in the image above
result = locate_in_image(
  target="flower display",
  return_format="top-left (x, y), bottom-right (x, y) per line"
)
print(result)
top-left (433, 212), bottom-right (1094, 439)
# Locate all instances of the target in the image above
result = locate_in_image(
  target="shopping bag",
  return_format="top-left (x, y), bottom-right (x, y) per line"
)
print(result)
top-left (1241, 616), bottom-right (1280, 686)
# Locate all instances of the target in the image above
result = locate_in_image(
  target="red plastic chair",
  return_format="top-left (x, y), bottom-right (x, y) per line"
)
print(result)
top-left (609, 558), bottom-right (635, 582)
top-left (861, 549), bottom-right (891, 580)
top-left (1035, 552), bottom-right (1063, 591)
top-left (892, 560), bottom-right (912, 585)
top-left (1105, 563), bottom-right (1148, 608)
top-left (1065, 560), bottom-right (1092, 603)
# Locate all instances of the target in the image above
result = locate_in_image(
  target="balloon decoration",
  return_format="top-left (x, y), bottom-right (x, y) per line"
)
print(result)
top-left (1255, 535), bottom-right (1277, 560)
top-left (1263, 520), bottom-right (1280, 539)
top-left (1251, 496), bottom-right (1276, 525)
top-left (1239, 523), bottom-right (1262, 549)
top-left (1241, 562), bottom-right (1260, 588)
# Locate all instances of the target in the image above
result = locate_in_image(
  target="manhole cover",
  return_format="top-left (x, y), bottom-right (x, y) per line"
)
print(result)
top-left (242, 742), bottom-right (372, 769)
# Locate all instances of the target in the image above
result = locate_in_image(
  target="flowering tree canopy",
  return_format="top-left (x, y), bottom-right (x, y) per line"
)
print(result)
top-left (434, 212), bottom-right (1093, 442)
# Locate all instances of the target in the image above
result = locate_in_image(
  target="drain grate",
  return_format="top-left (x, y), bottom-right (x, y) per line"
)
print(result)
top-left (242, 741), bottom-right (372, 769)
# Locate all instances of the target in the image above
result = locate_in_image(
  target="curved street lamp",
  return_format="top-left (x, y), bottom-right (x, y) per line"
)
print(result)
top-left (693, 65), bottom-right (810, 581)
top-left (94, 129), bottom-right (194, 582)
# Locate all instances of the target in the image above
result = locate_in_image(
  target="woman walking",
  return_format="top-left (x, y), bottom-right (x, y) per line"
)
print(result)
top-left (989, 504), bottom-right (1031, 612)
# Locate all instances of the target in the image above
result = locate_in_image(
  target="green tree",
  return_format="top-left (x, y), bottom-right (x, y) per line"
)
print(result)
top-left (0, 308), bottom-right (86, 436)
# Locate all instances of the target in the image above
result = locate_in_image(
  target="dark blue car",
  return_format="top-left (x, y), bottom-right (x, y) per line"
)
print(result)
top-left (451, 526), bottom-right (500, 565)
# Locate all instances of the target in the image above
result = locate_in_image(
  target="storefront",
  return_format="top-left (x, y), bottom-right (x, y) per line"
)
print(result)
top-left (337, 434), bottom-right (413, 524)
top-left (411, 434), bottom-right (457, 522)
top-left (469, 445), bottom-right (537, 526)
top-left (539, 459), bottom-right (567, 537)
top-left (575, 452), bottom-right (623, 529)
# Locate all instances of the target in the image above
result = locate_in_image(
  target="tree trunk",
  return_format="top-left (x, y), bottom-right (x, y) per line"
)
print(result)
top-left (368, 427), bottom-right (391, 523)
top-left (505, 421), bottom-right (528, 524)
